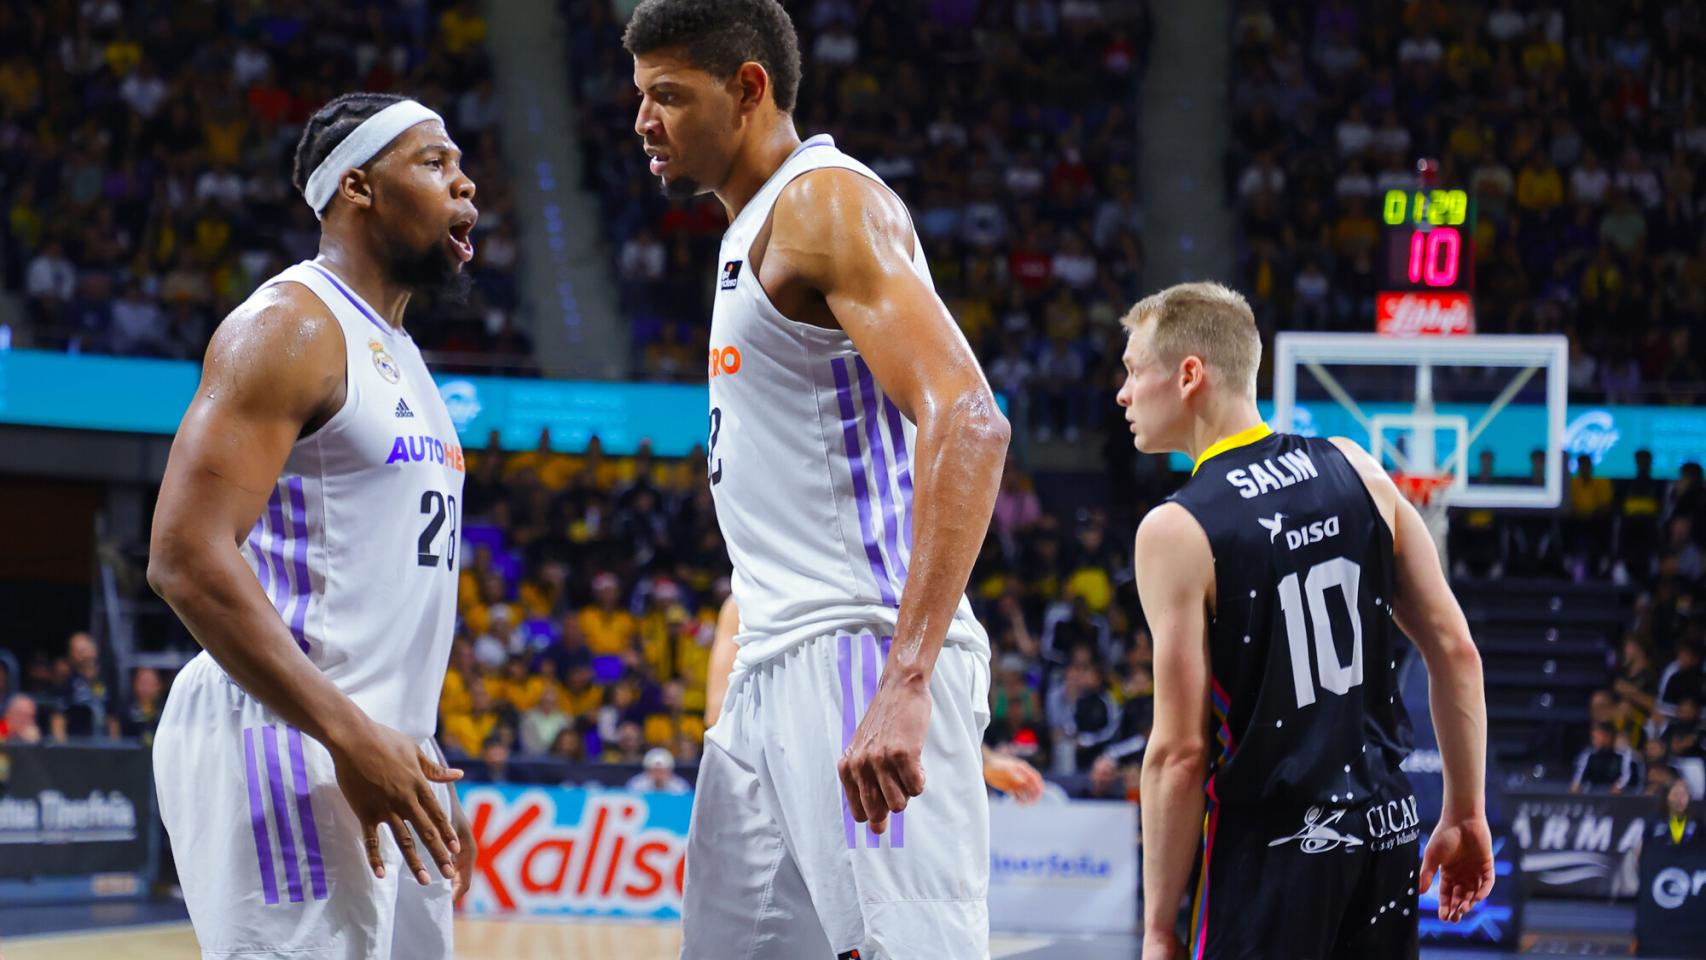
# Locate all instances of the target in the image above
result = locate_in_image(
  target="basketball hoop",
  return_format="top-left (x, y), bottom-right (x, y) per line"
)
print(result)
top-left (1392, 472), bottom-right (1455, 571)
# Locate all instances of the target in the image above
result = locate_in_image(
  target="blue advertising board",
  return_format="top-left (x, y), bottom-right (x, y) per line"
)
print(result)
top-left (0, 350), bottom-right (1698, 473)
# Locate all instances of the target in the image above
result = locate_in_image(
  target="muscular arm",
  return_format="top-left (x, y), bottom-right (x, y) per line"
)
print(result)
top-left (773, 170), bottom-right (1009, 831)
top-left (1328, 438), bottom-right (1486, 821)
top-left (147, 288), bottom-right (371, 748)
top-left (1133, 504), bottom-right (1213, 947)
top-left (774, 169), bottom-right (1009, 684)
top-left (1331, 437), bottom-right (1492, 920)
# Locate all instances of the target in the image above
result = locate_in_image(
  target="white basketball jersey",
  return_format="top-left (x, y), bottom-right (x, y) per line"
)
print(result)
top-left (708, 135), bottom-right (989, 666)
top-left (214, 260), bottom-right (465, 742)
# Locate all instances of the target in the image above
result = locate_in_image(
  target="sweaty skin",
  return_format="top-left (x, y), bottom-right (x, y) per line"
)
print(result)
top-left (148, 119), bottom-right (479, 893)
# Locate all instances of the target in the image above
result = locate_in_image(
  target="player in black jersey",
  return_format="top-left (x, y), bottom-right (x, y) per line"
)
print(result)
top-left (1116, 283), bottom-right (1494, 960)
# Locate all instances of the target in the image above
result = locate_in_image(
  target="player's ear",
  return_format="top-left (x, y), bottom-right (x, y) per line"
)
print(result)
top-left (338, 169), bottom-right (375, 212)
top-left (733, 61), bottom-right (770, 116)
top-left (1178, 354), bottom-right (1207, 398)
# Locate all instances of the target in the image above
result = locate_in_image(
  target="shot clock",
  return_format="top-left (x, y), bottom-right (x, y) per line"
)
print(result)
top-left (1376, 185), bottom-right (1476, 336)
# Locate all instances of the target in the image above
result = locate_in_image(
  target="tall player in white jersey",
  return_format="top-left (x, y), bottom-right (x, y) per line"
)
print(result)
top-left (627, 2), bottom-right (1010, 957)
top-left (148, 93), bottom-right (481, 959)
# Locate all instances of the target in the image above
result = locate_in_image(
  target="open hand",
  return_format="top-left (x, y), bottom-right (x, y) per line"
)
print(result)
top-left (838, 675), bottom-right (930, 835)
top-left (1418, 811), bottom-right (1495, 922)
top-left (330, 722), bottom-right (464, 886)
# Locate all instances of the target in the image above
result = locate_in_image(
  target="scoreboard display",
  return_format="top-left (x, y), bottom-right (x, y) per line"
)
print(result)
top-left (1381, 188), bottom-right (1473, 291)
top-left (1376, 186), bottom-right (1476, 336)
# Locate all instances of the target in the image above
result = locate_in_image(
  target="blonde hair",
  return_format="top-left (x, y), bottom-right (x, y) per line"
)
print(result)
top-left (1121, 281), bottom-right (1261, 397)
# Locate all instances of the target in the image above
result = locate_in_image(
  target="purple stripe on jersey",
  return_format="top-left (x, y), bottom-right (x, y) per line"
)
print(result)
top-left (831, 357), bottom-right (896, 605)
top-left (836, 633), bottom-right (857, 850)
top-left (265, 487), bottom-right (291, 618)
top-left (861, 633), bottom-right (882, 848)
top-left (288, 727), bottom-right (328, 900)
top-left (263, 726), bottom-right (304, 902)
top-left (304, 262), bottom-right (392, 337)
top-left (854, 358), bottom-right (905, 593)
top-left (286, 478), bottom-right (312, 653)
top-left (880, 635), bottom-right (904, 848)
top-left (243, 728), bottom-right (280, 905)
top-left (882, 397), bottom-right (916, 556)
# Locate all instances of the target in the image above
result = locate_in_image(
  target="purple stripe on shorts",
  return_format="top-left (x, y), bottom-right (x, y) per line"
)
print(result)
top-left (836, 633), bottom-right (857, 850)
top-left (882, 397), bottom-right (916, 556)
top-left (243, 728), bottom-right (280, 905)
top-left (266, 487), bottom-right (291, 618)
top-left (263, 726), bottom-right (304, 902)
top-left (831, 357), bottom-right (896, 606)
top-left (288, 727), bottom-right (328, 900)
top-left (286, 478), bottom-right (312, 653)
top-left (861, 633), bottom-right (882, 848)
top-left (246, 517), bottom-right (273, 599)
top-left (854, 358), bottom-right (904, 593)
top-left (881, 635), bottom-right (904, 848)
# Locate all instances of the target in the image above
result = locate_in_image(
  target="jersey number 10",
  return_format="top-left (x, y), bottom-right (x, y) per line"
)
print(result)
top-left (1277, 557), bottom-right (1364, 709)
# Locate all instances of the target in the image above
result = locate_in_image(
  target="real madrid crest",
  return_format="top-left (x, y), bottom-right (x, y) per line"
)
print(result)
top-left (369, 339), bottom-right (401, 384)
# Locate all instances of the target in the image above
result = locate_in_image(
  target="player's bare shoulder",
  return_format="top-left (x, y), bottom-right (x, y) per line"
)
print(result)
top-left (768, 167), bottom-right (911, 272)
top-left (1326, 436), bottom-right (1399, 530)
top-left (198, 278), bottom-right (346, 431)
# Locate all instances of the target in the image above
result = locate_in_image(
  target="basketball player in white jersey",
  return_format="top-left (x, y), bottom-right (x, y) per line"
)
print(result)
top-left (626, 1), bottom-right (1010, 956)
top-left (147, 93), bottom-right (480, 959)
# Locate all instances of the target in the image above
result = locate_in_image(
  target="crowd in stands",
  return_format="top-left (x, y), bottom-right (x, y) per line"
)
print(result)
top-left (0, 0), bottom-right (528, 365)
top-left (1566, 458), bottom-right (1706, 802)
top-left (566, 0), bottom-right (1153, 442)
top-left (1229, 0), bottom-right (1706, 401)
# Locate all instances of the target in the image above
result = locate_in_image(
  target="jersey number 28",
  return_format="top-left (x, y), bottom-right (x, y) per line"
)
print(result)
top-left (1278, 557), bottom-right (1364, 709)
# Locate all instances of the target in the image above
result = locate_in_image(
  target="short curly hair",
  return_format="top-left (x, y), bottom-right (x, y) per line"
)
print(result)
top-left (291, 92), bottom-right (410, 201)
top-left (622, 0), bottom-right (802, 114)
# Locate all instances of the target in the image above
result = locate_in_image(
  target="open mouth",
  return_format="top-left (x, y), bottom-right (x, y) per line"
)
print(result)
top-left (646, 148), bottom-right (670, 176)
top-left (448, 215), bottom-right (476, 263)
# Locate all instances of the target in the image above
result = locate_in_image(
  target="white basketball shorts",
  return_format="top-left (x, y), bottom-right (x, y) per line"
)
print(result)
top-left (680, 627), bottom-right (992, 959)
top-left (153, 653), bottom-right (453, 959)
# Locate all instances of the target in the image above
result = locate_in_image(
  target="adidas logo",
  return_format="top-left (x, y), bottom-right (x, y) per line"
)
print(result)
top-left (394, 398), bottom-right (414, 419)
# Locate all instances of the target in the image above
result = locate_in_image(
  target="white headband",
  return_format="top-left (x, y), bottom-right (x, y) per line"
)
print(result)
top-left (303, 100), bottom-right (443, 219)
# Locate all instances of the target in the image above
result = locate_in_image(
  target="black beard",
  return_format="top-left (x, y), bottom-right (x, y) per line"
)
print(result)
top-left (388, 238), bottom-right (474, 305)
top-left (660, 175), bottom-right (703, 198)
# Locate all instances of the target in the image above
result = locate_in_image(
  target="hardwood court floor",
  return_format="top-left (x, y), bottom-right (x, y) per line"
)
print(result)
top-left (0, 919), bottom-right (1064, 959)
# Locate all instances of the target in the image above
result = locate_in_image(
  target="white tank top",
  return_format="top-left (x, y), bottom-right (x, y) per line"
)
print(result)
top-left (207, 260), bottom-right (466, 742)
top-left (708, 135), bottom-right (989, 667)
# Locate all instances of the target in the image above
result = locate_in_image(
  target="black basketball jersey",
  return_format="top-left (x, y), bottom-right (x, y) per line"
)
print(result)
top-left (1167, 427), bottom-right (1414, 809)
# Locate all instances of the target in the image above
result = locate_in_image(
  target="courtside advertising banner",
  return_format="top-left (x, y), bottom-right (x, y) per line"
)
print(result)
top-left (457, 783), bottom-right (690, 919)
top-left (0, 744), bottom-right (156, 902)
top-left (988, 799), bottom-right (1138, 934)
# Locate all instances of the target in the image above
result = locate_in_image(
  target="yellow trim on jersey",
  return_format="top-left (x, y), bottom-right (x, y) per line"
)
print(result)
top-left (1191, 423), bottom-right (1274, 476)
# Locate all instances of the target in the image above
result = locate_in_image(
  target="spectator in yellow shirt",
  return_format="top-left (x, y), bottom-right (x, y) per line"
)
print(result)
top-left (439, 0), bottom-right (487, 56)
top-left (487, 655), bottom-right (550, 713)
top-left (580, 572), bottom-right (636, 656)
top-left (439, 637), bottom-right (479, 723)
top-left (1515, 153), bottom-right (1564, 214)
top-left (441, 682), bottom-right (501, 757)
top-left (561, 662), bottom-right (605, 720)
top-left (1567, 454), bottom-right (1615, 578)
